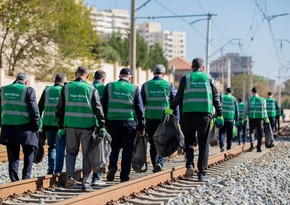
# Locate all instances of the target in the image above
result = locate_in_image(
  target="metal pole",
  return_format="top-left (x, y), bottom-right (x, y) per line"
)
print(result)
top-left (227, 59), bottom-right (231, 88)
top-left (278, 68), bottom-right (281, 104)
top-left (205, 13), bottom-right (211, 75)
top-left (130, 0), bottom-right (136, 84)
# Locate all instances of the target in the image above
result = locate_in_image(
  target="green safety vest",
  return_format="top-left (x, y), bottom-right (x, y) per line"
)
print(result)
top-left (248, 96), bottom-right (265, 119)
top-left (93, 82), bottom-right (105, 98)
top-left (1, 83), bottom-right (31, 125)
top-left (221, 94), bottom-right (236, 120)
top-left (42, 85), bottom-right (62, 126)
top-left (182, 71), bottom-right (213, 113)
top-left (107, 80), bottom-right (137, 120)
top-left (238, 102), bottom-right (245, 120)
top-left (144, 79), bottom-right (170, 119)
top-left (64, 81), bottom-right (96, 128)
top-left (265, 97), bottom-right (276, 117)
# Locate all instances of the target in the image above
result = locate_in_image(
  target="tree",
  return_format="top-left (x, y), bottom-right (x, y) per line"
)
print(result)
top-left (147, 43), bottom-right (168, 71)
top-left (231, 74), bottom-right (271, 100)
top-left (0, 0), bottom-right (98, 80)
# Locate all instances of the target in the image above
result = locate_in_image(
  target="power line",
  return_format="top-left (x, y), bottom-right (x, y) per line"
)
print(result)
top-left (135, 0), bottom-right (152, 11)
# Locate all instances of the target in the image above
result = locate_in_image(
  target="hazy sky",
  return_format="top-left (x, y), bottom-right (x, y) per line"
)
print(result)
top-left (84, 0), bottom-right (290, 82)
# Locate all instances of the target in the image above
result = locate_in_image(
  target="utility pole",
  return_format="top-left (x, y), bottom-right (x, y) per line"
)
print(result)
top-left (226, 59), bottom-right (231, 88)
top-left (205, 13), bottom-right (212, 75)
top-left (130, 0), bottom-right (136, 84)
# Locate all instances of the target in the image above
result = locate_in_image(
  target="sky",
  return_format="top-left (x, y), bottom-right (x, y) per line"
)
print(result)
top-left (84, 0), bottom-right (290, 83)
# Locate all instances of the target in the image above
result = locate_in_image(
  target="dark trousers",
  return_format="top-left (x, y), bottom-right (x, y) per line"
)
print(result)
top-left (180, 113), bottom-right (211, 174)
top-left (107, 120), bottom-right (137, 181)
top-left (218, 121), bottom-right (234, 150)
top-left (237, 120), bottom-right (247, 143)
top-left (269, 117), bottom-right (276, 131)
top-left (249, 119), bottom-right (263, 150)
top-left (6, 144), bottom-right (35, 182)
top-left (275, 116), bottom-right (280, 131)
top-left (146, 119), bottom-right (166, 168)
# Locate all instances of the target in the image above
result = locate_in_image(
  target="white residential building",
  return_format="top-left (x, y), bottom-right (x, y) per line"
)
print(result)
top-left (137, 22), bottom-right (186, 60)
top-left (90, 7), bottom-right (130, 39)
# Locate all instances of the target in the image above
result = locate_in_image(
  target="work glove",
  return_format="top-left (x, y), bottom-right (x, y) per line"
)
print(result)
top-left (164, 107), bottom-right (173, 115)
top-left (57, 129), bottom-right (65, 138)
top-left (93, 128), bottom-right (107, 143)
top-left (214, 116), bottom-right (224, 128)
top-left (264, 117), bottom-right (270, 124)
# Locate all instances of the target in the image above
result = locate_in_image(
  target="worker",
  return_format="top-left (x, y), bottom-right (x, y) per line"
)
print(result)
top-left (102, 68), bottom-right (145, 182)
top-left (275, 104), bottom-right (282, 132)
top-left (218, 88), bottom-right (239, 152)
top-left (167, 58), bottom-right (223, 182)
top-left (91, 70), bottom-right (106, 186)
top-left (237, 98), bottom-right (247, 145)
top-left (56, 66), bottom-right (106, 192)
top-left (265, 91), bottom-right (278, 131)
top-left (0, 73), bottom-right (40, 182)
top-left (141, 64), bottom-right (179, 173)
top-left (38, 73), bottom-right (67, 174)
top-left (243, 87), bottom-right (269, 152)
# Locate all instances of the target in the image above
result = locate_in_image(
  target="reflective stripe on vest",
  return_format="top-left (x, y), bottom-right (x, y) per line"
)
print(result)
top-left (182, 72), bottom-right (213, 113)
top-left (248, 96), bottom-right (264, 119)
top-left (221, 94), bottom-right (235, 120)
top-left (107, 81), bottom-right (136, 120)
top-left (42, 86), bottom-right (62, 126)
top-left (144, 79), bottom-right (170, 119)
top-left (64, 81), bottom-right (96, 128)
top-left (265, 97), bottom-right (276, 117)
top-left (1, 83), bottom-right (30, 125)
top-left (238, 102), bottom-right (245, 120)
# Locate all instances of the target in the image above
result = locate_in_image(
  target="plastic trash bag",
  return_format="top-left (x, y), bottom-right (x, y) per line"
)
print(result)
top-left (33, 132), bottom-right (45, 164)
top-left (132, 135), bottom-right (148, 173)
top-left (209, 122), bottom-right (218, 146)
top-left (153, 114), bottom-right (185, 157)
top-left (89, 131), bottom-right (112, 173)
top-left (264, 124), bottom-right (275, 148)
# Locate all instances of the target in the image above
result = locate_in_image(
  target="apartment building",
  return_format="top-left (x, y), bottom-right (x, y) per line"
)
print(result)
top-left (137, 22), bottom-right (186, 61)
top-left (90, 7), bottom-right (130, 39)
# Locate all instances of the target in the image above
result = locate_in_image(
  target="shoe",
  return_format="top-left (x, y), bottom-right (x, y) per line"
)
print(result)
top-left (154, 164), bottom-right (162, 173)
top-left (249, 145), bottom-right (254, 152)
top-left (257, 149), bottom-right (262, 152)
top-left (238, 142), bottom-right (241, 145)
top-left (91, 179), bottom-right (106, 186)
top-left (120, 178), bottom-right (129, 183)
top-left (47, 171), bottom-right (53, 175)
top-left (198, 173), bottom-right (208, 182)
top-left (82, 185), bottom-right (93, 192)
top-left (65, 177), bottom-right (74, 189)
top-left (185, 165), bottom-right (194, 177)
top-left (220, 148), bottom-right (225, 152)
top-left (106, 169), bottom-right (116, 182)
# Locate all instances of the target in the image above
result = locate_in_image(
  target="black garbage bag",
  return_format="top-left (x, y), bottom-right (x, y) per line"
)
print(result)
top-left (132, 135), bottom-right (148, 173)
top-left (89, 131), bottom-right (112, 173)
top-left (209, 122), bottom-right (218, 146)
top-left (33, 131), bottom-right (45, 164)
top-left (153, 114), bottom-right (185, 157)
top-left (264, 124), bottom-right (275, 148)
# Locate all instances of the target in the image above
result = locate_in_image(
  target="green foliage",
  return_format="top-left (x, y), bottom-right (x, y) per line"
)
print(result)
top-left (147, 43), bottom-right (168, 71)
top-left (0, 0), bottom-right (99, 80)
top-left (231, 74), bottom-right (271, 100)
top-left (94, 32), bottom-right (168, 71)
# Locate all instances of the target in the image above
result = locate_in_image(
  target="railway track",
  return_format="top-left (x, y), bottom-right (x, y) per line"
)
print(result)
top-left (0, 124), bottom-right (288, 205)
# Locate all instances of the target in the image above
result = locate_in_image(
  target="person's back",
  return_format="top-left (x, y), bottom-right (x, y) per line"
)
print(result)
top-left (38, 73), bottom-right (66, 174)
top-left (0, 72), bottom-right (40, 182)
top-left (265, 92), bottom-right (277, 130)
top-left (102, 68), bottom-right (145, 182)
top-left (169, 58), bottom-right (223, 182)
top-left (141, 64), bottom-right (177, 172)
top-left (93, 70), bottom-right (106, 98)
top-left (218, 88), bottom-right (238, 152)
top-left (56, 66), bottom-right (106, 192)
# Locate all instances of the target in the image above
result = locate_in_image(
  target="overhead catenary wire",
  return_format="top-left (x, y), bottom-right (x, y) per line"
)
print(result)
top-left (135, 0), bottom-right (152, 11)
